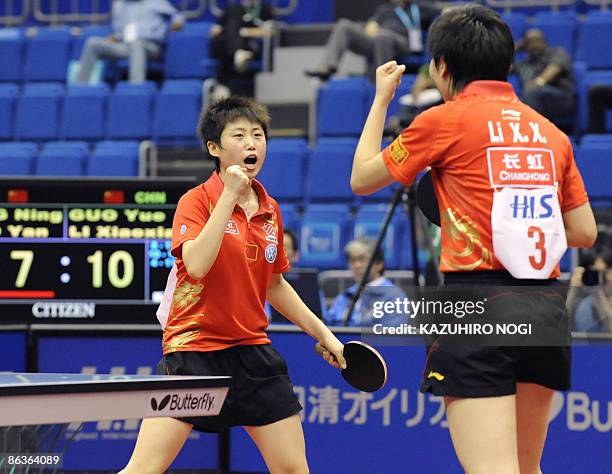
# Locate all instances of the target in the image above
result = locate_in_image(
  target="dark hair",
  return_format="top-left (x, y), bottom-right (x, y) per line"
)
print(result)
top-left (426, 5), bottom-right (514, 92)
top-left (283, 228), bottom-right (298, 252)
top-left (197, 96), bottom-right (270, 171)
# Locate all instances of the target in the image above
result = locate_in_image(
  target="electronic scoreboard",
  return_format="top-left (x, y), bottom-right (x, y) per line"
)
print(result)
top-left (0, 177), bottom-right (197, 323)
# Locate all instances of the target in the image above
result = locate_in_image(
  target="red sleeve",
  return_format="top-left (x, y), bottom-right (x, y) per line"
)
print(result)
top-left (560, 138), bottom-right (589, 213)
top-left (171, 187), bottom-right (210, 258)
top-left (272, 200), bottom-right (290, 274)
top-left (382, 106), bottom-right (443, 186)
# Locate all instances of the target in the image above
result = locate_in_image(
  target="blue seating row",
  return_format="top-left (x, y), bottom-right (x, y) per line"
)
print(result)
top-left (0, 140), bottom-right (139, 176)
top-left (256, 135), bottom-right (611, 206)
top-left (0, 80), bottom-right (202, 145)
top-left (0, 22), bottom-right (216, 83)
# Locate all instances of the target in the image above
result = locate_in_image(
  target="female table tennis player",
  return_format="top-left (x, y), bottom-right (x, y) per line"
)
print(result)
top-left (350, 6), bottom-right (597, 474)
top-left (120, 96), bottom-right (345, 474)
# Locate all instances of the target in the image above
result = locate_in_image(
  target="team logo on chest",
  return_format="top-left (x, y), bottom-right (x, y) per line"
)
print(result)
top-left (265, 244), bottom-right (278, 263)
top-left (225, 220), bottom-right (239, 235)
top-left (262, 222), bottom-right (278, 243)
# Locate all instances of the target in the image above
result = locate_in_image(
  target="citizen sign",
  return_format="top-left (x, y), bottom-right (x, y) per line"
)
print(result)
top-left (32, 302), bottom-right (96, 318)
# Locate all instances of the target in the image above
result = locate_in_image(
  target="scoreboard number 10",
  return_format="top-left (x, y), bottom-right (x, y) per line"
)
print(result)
top-left (86, 250), bottom-right (134, 288)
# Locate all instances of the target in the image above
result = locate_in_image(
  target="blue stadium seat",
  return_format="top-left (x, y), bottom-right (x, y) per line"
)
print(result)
top-left (307, 142), bottom-right (355, 202)
top-left (0, 84), bottom-right (19, 140)
top-left (279, 203), bottom-right (299, 234)
top-left (256, 138), bottom-right (308, 202)
top-left (0, 28), bottom-right (24, 82)
top-left (581, 134), bottom-right (612, 145)
top-left (577, 70), bottom-right (612, 132)
top-left (24, 27), bottom-right (72, 82)
top-left (532, 11), bottom-right (577, 57)
top-left (35, 141), bottom-right (88, 176)
top-left (154, 80), bottom-right (202, 144)
top-left (62, 84), bottom-right (109, 140)
top-left (576, 11), bottom-right (612, 69)
top-left (107, 81), bottom-right (156, 139)
top-left (300, 204), bottom-right (352, 269)
top-left (15, 83), bottom-right (65, 141)
top-left (164, 22), bottom-right (215, 79)
top-left (87, 140), bottom-right (139, 176)
top-left (354, 204), bottom-right (404, 269)
top-left (317, 78), bottom-right (372, 137)
top-left (575, 141), bottom-right (612, 199)
top-left (501, 12), bottom-right (528, 43)
top-left (0, 142), bottom-right (37, 175)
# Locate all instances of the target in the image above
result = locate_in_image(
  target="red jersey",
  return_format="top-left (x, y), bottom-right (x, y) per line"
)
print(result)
top-left (163, 172), bottom-right (290, 354)
top-left (382, 81), bottom-right (588, 277)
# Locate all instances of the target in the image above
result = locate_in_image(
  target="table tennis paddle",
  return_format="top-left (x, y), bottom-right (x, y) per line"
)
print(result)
top-left (416, 170), bottom-right (440, 226)
top-left (315, 341), bottom-right (387, 392)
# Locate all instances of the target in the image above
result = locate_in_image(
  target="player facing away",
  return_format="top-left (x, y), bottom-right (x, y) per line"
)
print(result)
top-left (119, 96), bottom-right (345, 474)
top-left (350, 5), bottom-right (596, 474)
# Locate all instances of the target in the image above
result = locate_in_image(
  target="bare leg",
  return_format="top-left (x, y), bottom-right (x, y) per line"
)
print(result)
top-left (516, 383), bottom-right (554, 474)
top-left (244, 414), bottom-right (309, 474)
top-left (444, 395), bottom-right (520, 474)
top-left (118, 417), bottom-right (193, 474)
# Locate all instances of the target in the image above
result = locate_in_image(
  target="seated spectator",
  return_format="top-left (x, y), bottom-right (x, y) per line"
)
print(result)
top-left (305, 0), bottom-right (440, 83)
top-left (325, 237), bottom-right (406, 326)
top-left (574, 254), bottom-right (612, 332)
top-left (282, 228), bottom-right (300, 265)
top-left (514, 29), bottom-right (575, 130)
top-left (588, 84), bottom-right (612, 133)
top-left (209, 0), bottom-right (275, 98)
top-left (75, 0), bottom-right (183, 84)
top-left (386, 62), bottom-right (442, 135)
top-left (566, 250), bottom-right (608, 326)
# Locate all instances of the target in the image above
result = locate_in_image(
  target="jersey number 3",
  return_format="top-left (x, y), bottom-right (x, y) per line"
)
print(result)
top-left (527, 226), bottom-right (546, 270)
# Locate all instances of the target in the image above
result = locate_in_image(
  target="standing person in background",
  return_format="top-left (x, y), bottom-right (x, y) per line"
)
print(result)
top-left (209, 0), bottom-right (275, 98)
top-left (121, 96), bottom-right (344, 474)
top-left (515, 29), bottom-right (575, 131)
top-left (305, 0), bottom-right (440, 83)
top-left (75, 0), bottom-right (183, 84)
top-left (350, 6), bottom-right (596, 473)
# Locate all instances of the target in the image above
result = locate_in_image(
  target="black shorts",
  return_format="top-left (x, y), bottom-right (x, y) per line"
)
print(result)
top-left (157, 344), bottom-right (302, 432)
top-left (420, 271), bottom-right (572, 398)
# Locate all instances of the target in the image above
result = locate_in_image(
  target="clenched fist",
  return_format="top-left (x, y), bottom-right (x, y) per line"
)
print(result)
top-left (223, 165), bottom-right (250, 203)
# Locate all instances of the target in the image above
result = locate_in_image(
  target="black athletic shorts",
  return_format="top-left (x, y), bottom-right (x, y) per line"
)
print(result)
top-left (420, 271), bottom-right (571, 398)
top-left (157, 344), bottom-right (302, 432)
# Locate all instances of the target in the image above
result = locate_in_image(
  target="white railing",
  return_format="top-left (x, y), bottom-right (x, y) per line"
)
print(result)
top-left (0, 0), bottom-right (31, 26)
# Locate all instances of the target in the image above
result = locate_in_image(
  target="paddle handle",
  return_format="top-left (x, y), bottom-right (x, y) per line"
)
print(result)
top-left (314, 342), bottom-right (325, 356)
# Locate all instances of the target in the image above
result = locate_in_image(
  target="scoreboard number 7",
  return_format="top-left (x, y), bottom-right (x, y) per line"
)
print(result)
top-left (10, 250), bottom-right (34, 288)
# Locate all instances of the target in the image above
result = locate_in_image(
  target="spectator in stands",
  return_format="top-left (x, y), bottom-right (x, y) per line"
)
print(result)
top-left (588, 84), bottom-right (612, 133)
top-left (386, 62), bottom-right (442, 135)
top-left (325, 237), bottom-right (406, 326)
top-left (574, 254), bottom-right (612, 332)
top-left (305, 0), bottom-right (440, 83)
top-left (514, 29), bottom-right (575, 130)
top-left (75, 0), bottom-right (183, 84)
top-left (567, 250), bottom-right (608, 326)
top-left (209, 0), bottom-right (275, 98)
top-left (283, 229), bottom-right (300, 265)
